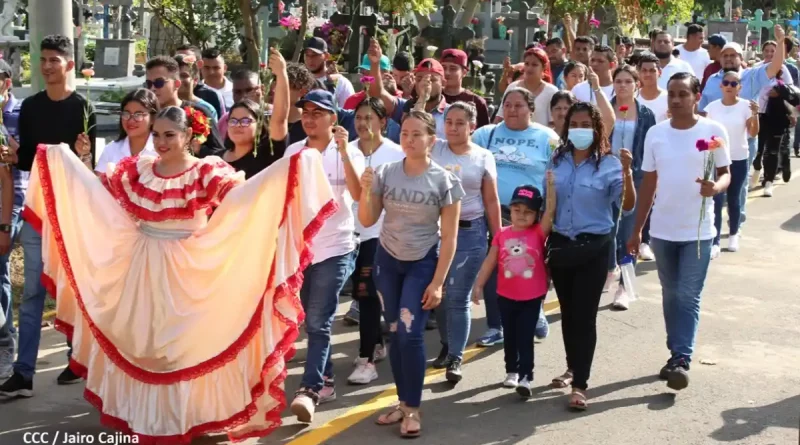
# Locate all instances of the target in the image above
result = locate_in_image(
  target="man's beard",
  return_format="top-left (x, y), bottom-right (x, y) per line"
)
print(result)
top-left (654, 50), bottom-right (672, 60)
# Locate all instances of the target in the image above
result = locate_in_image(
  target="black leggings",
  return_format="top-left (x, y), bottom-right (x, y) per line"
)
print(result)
top-left (351, 238), bottom-right (383, 361)
top-left (755, 117), bottom-right (792, 183)
top-left (550, 237), bottom-right (610, 391)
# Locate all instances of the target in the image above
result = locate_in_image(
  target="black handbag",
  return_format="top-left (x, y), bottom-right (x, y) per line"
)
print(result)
top-left (546, 232), bottom-right (611, 268)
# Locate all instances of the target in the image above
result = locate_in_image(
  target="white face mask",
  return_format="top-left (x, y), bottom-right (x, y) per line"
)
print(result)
top-left (568, 128), bottom-right (594, 150)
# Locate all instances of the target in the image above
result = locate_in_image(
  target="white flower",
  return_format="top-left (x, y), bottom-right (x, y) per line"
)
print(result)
top-left (426, 45), bottom-right (438, 53)
top-left (472, 60), bottom-right (484, 69)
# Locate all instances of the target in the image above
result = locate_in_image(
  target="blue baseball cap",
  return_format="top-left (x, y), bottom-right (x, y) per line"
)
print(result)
top-left (358, 54), bottom-right (391, 71)
top-left (708, 34), bottom-right (727, 47)
top-left (295, 90), bottom-right (337, 112)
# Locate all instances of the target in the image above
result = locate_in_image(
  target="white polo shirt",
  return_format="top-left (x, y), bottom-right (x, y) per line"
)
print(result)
top-left (284, 137), bottom-right (366, 264)
top-left (95, 135), bottom-right (157, 174)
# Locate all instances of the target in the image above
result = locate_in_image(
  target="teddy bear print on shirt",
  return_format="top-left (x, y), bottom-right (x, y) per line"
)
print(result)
top-left (502, 237), bottom-right (535, 279)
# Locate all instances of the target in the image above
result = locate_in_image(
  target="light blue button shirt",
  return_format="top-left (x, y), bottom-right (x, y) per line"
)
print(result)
top-left (545, 151), bottom-right (628, 239)
top-left (699, 64), bottom-right (771, 112)
top-left (611, 120), bottom-right (636, 156)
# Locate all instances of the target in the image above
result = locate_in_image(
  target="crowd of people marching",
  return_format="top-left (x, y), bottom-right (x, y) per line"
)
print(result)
top-left (0, 18), bottom-right (798, 442)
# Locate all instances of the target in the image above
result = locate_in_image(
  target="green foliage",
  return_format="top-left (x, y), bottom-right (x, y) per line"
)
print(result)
top-left (637, 0), bottom-right (694, 27)
top-left (85, 41), bottom-right (96, 62)
top-left (380, 0), bottom-right (436, 16)
top-left (21, 52), bottom-right (31, 85)
top-left (695, 0), bottom-right (798, 15)
top-left (98, 88), bottom-right (129, 104)
top-left (146, 0), bottom-right (243, 51)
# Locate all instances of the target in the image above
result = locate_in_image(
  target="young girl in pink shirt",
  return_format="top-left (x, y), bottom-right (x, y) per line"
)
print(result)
top-left (472, 173), bottom-right (555, 398)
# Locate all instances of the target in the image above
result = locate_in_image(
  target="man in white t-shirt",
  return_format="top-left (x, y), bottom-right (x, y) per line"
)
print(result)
top-left (628, 72), bottom-right (731, 393)
top-left (653, 30), bottom-right (695, 89)
top-left (572, 44), bottom-right (616, 104)
top-left (303, 37), bottom-right (355, 111)
top-left (284, 90), bottom-right (365, 422)
top-left (636, 52), bottom-right (669, 123)
top-left (200, 48), bottom-right (234, 110)
top-left (676, 24), bottom-right (711, 82)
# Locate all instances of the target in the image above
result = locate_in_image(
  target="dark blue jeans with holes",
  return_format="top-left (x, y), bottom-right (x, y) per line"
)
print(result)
top-left (374, 243), bottom-right (437, 408)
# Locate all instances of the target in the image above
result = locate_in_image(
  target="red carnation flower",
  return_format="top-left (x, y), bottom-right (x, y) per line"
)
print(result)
top-left (696, 139), bottom-right (709, 152)
top-left (619, 105), bottom-right (629, 113)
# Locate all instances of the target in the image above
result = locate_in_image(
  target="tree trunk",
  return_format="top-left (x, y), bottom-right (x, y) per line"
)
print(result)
top-left (292, 0), bottom-right (309, 62)
top-left (458, 0), bottom-right (480, 28)
top-left (238, 0), bottom-right (261, 70)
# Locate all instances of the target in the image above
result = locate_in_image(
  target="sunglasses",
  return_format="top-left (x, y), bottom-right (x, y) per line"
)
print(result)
top-left (121, 111), bottom-right (149, 122)
top-left (722, 80), bottom-right (739, 87)
top-left (229, 117), bottom-right (255, 127)
top-left (144, 78), bottom-right (169, 89)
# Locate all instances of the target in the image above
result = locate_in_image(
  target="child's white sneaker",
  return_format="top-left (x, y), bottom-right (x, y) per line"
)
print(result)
top-left (503, 373), bottom-right (518, 388)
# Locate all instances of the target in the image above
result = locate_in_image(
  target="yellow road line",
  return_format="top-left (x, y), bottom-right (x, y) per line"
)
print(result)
top-left (286, 299), bottom-right (561, 445)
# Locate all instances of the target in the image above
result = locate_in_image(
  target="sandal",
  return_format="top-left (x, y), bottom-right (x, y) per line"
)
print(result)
top-left (400, 411), bottom-right (421, 438)
top-left (551, 370), bottom-right (574, 388)
top-left (375, 406), bottom-right (405, 426)
top-left (568, 389), bottom-right (588, 411)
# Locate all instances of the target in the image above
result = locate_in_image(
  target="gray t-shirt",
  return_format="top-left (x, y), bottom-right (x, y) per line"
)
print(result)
top-left (373, 159), bottom-right (465, 261)
top-left (430, 140), bottom-right (497, 221)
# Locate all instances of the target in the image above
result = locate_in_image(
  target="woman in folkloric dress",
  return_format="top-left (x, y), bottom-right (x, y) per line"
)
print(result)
top-left (22, 105), bottom-right (336, 443)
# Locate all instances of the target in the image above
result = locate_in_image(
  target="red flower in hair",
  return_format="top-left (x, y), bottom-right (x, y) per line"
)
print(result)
top-left (183, 107), bottom-right (211, 144)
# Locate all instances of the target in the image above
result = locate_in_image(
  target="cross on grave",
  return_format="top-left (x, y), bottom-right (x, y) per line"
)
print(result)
top-left (420, 3), bottom-right (475, 54)
top-left (503, 1), bottom-right (539, 62)
top-left (329, 10), bottom-right (378, 72)
top-left (787, 13), bottom-right (800, 33)
top-left (747, 9), bottom-right (773, 47)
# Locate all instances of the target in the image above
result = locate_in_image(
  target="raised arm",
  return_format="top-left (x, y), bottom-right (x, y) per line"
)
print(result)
top-left (368, 39), bottom-right (400, 116)
top-left (268, 47), bottom-right (289, 142)
top-left (766, 26), bottom-right (786, 79)
top-left (588, 68), bottom-right (615, 134)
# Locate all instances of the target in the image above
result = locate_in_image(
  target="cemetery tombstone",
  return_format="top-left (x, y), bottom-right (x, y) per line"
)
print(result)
top-left (329, 9), bottom-right (379, 72)
top-left (707, 20), bottom-right (749, 47)
top-left (503, 1), bottom-right (540, 61)
top-left (747, 9), bottom-right (773, 47)
top-left (421, 3), bottom-right (475, 53)
top-left (148, 14), bottom-right (181, 59)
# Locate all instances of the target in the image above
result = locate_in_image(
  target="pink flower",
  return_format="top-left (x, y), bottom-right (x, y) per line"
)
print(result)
top-left (589, 17), bottom-right (601, 28)
top-left (278, 1), bottom-right (285, 14)
top-left (507, 29), bottom-right (514, 35)
top-left (471, 17), bottom-right (479, 25)
top-left (278, 16), bottom-right (301, 31)
top-left (538, 18), bottom-right (546, 26)
top-left (360, 75), bottom-right (375, 84)
top-left (81, 68), bottom-right (95, 79)
top-left (696, 139), bottom-right (709, 152)
top-left (751, 39), bottom-right (758, 47)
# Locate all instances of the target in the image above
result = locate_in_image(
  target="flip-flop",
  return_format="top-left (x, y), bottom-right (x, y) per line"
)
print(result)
top-left (375, 406), bottom-right (405, 426)
top-left (400, 411), bottom-right (421, 438)
top-left (551, 371), bottom-right (574, 388)
top-left (568, 390), bottom-right (588, 411)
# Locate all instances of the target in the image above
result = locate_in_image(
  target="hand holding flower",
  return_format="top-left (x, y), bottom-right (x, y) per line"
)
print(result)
top-left (619, 148), bottom-right (633, 171)
top-left (695, 177), bottom-right (719, 197)
top-left (75, 133), bottom-right (91, 156)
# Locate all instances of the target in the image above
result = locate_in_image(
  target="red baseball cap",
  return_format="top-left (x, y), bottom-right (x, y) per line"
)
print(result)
top-left (440, 49), bottom-right (468, 69)
top-left (414, 58), bottom-right (445, 77)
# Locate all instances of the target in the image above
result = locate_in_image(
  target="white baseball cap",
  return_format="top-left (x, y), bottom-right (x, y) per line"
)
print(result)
top-left (721, 42), bottom-right (744, 56)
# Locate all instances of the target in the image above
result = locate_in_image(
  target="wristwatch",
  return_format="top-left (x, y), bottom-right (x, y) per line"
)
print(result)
top-left (0, 224), bottom-right (11, 234)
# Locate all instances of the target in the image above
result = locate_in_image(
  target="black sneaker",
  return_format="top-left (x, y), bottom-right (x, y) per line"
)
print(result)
top-left (658, 363), bottom-right (672, 380)
top-left (57, 366), bottom-right (82, 385)
top-left (0, 372), bottom-right (33, 398)
top-left (666, 359), bottom-right (690, 391)
top-left (432, 345), bottom-right (450, 369)
top-left (445, 359), bottom-right (463, 383)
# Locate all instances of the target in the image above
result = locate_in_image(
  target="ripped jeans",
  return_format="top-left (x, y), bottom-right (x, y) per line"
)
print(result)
top-left (374, 243), bottom-right (438, 408)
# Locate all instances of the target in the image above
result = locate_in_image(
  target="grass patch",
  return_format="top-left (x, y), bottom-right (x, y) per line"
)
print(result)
top-left (10, 245), bottom-right (57, 326)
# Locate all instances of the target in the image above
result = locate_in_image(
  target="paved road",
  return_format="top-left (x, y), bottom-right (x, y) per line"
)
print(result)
top-left (2, 181), bottom-right (799, 445)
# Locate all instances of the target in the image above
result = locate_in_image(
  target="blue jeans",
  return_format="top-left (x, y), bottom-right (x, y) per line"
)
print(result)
top-left (299, 249), bottom-right (356, 392)
top-left (0, 208), bottom-right (23, 349)
top-left (374, 244), bottom-right (437, 408)
top-left (483, 266), bottom-right (548, 335)
top-left (714, 159), bottom-right (749, 244)
top-left (649, 237), bottom-right (712, 364)
top-left (741, 136), bottom-right (757, 223)
top-left (13, 222), bottom-right (50, 380)
top-left (615, 212), bottom-right (636, 285)
top-left (436, 217), bottom-right (487, 360)
top-left (497, 296), bottom-right (542, 381)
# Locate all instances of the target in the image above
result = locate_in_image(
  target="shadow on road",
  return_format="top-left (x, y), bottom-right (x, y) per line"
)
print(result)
top-left (779, 212), bottom-right (800, 232)
top-left (709, 394), bottom-right (800, 442)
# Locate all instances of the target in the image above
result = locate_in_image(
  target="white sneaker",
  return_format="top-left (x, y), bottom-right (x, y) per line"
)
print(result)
top-left (710, 244), bottom-right (721, 259)
top-left (728, 234), bottom-right (740, 252)
top-left (373, 344), bottom-right (387, 363)
top-left (612, 285), bottom-right (630, 310)
top-left (348, 358), bottom-right (378, 385)
top-left (503, 373), bottom-right (519, 388)
top-left (763, 181), bottom-right (774, 197)
top-left (516, 376), bottom-right (533, 398)
top-left (638, 243), bottom-right (655, 261)
top-left (602, 268), bottom-right (618, 293)
top-left (749, 172), bottom-right (761, 189)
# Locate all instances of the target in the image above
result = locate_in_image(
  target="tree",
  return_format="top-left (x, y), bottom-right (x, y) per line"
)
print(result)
top-left (146, 0), bottom-right (242, 51)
